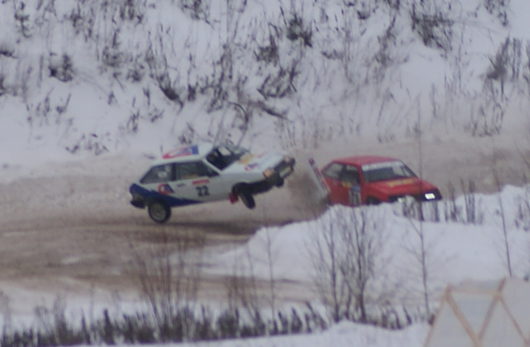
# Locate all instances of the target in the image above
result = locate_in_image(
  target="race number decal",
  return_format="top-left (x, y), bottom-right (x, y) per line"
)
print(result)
top-left (196, 186), bottom-right (210, 197)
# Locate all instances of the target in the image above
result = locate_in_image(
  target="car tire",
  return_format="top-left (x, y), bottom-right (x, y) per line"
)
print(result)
top-left (239, 192), bottom-right (256, 209)
top-left (275, 177), bottom-right (285, 187)
top-left (366, 197), bottom-right (380, 205)
top-left (148, 200), bottom-right (171, 224)
top-left (234, 185), bottom-right (256, 209)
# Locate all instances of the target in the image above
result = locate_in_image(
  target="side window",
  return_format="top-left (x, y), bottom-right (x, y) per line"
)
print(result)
top-left (341, 165), bottom-right (360, 185)
top-left (140, 164), bottom-right (174, 184)
top-left (322, 163), bottom-right (344, 180)
top-left (175, 161), bottom-right (215, 180)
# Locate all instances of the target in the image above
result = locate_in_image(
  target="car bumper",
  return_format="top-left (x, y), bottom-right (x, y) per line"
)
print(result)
top-left (266, 157), bottom-right (295, 184)
top-left (249, 157), bottom-right (295, 194)
top-left (388, 189), bottom-right (442, 203)
top-left (129, 184), bottom-right (146, 209)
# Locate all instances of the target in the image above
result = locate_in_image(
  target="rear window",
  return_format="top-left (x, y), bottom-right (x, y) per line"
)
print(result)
top-left (140, 164), bottom-right (174, 184)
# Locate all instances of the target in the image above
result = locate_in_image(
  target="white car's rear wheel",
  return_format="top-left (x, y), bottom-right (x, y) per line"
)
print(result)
top-left (148, 201), bottom-right (171, 223)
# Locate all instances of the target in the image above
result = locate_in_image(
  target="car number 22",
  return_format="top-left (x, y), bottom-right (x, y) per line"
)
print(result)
top-left (196, 185), bottom-right (210, 197)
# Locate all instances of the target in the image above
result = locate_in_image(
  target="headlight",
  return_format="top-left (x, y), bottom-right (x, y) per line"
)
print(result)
top-left (424, 192), bottom-right (436, 200)
top-left (263, 168), bottom-right (274, 178)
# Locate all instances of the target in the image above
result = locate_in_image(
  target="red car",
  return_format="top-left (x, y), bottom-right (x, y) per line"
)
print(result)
top-left (320, 156), bottom-right (442, 206)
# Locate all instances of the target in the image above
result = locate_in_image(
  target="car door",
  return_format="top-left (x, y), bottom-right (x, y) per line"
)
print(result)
top-left (341, 165), bottom-right (362, 206)
top-left (322, 162), bottom-right (349, 205)
top-left (170, 161), bottom-right (221, 202)
top-left (322, 162), bottom-right (362, 206)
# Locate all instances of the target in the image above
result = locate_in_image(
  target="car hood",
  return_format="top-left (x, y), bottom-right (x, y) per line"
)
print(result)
top-left (224, 152), bottom-right (284, 174)
top-left (368, 177), bottom-right (438, 196)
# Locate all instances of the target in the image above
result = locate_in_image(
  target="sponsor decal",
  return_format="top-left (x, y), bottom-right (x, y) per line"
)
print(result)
top-left (162, 145), bottom-right (199, 159)
top-left (157, 183), bottom-right (175, 195)
top-left (386, 178), bottom-right (415, 188)
top-left (192, 179), bottom-right (210, 185)
top-left (245, 163), bottom-right (259, 171)
top-left (238, 153), bottom-right (255, 165)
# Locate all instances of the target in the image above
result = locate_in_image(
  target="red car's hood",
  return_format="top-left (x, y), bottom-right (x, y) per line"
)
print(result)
top-left (368, 177), bottom-right (437, 196)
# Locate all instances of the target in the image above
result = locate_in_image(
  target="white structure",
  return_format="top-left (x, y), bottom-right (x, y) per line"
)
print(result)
top-left (425, 278), bottom-right (530, 347)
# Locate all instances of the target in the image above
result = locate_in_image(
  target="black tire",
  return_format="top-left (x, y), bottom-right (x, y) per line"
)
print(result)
top-left (234, 185), bottom-right (256, 209)
top-left (366, 197), bottom-right (380, 205)
top-left (240, 191), bottom-right (256, 209)
top-left (148, 200), bottom-right (171, 224)
top-left (275, 177), bottom-right (285, 187)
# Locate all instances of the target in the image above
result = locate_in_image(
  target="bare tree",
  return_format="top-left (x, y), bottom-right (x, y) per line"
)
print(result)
top-left (308, 207), bottom-right (388, 323)
top-left (403, 211), bottom-right (432, 317)
top-left (223, 244), bottom-right (264, 329)
top-left (129, 230), bottom-right (205, 340)
top-left (493, 171), bottom-right (513, 276)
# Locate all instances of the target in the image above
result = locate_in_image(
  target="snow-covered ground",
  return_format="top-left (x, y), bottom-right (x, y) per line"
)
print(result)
top-left (117, 322), bottom-right (428, 347)
top-left (1, 0), bottom-right (530, 346)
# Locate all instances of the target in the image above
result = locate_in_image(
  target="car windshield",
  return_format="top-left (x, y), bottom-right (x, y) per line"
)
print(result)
top-left (206, 144), bottom-right (248, 170)
top-left (362, 161), bottom-right (416, 183)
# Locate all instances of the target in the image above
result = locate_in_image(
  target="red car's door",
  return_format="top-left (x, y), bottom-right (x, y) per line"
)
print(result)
top-left (322, 162), bottom-right (347, 204)
top-left (322, 162), bottom-right (362, 206)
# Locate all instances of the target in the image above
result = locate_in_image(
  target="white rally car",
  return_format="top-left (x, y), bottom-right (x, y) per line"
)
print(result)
top-left (129, 142), bottom-right (296, 223)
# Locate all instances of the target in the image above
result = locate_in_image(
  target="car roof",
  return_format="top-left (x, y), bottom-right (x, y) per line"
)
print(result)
top-left (331, 155), bottom-right (400, 167)
top-left (153, 143), bottom-right (214, 164)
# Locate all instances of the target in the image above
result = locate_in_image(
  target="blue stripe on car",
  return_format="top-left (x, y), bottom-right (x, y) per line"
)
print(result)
top-left (129, 184), bottom-right (202, 208)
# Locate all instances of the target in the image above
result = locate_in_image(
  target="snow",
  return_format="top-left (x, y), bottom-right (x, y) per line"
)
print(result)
top-left (133, 322), bottom-right (428, 347)
top-left (1, 0), bottom-right (530, 346)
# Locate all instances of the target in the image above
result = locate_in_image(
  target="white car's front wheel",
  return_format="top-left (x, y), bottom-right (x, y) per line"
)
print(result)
top-left (234, 184), bottom-right (256, 209)
top-left (148, 200), bottom-right (171, 224)
top-left (239, 191), bottom-right (255, 209)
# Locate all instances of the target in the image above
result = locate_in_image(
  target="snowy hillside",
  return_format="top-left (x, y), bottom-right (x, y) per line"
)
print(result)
top-left (1, 0), bottom-right (530, 165)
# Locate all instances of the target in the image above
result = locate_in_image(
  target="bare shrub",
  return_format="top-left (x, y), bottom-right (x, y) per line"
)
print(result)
top-left (126, 56), bottom-right (146, 82)
top-left (14, 2), bottom-right (31, 38)
top-left (308, 207), bottom-right (393, 324)
top-left (144, 38), bottom-right (185, 107)
top-left (515, 186), bottom-right (530, 231)
top-left (486, 38), bottom-right (523, 96)
top-left (484, 0), bottom-right (510, 26)
top-left (493, 172), bottom-right (513, 276)
top-left (468, 101), bottom-right (505, 137)
top-left (223, 245), bottom-right (263, 330)
top-left (129, 230), bottom-right (205, 341)
top-left (399, 209), bottom-right (438, 319)
top-left (410, 3), bottom-right (453, 54)
top-left (48, 53), bottom-right (74, 82)
top-left (444, 182), bottom-right (463, 223)
top-left (118, 0), bottom-right (145, 23)
top-left (0, 44), bottom-right (15, 58)
top-left (254, 33), bottom-right (280, 65)
top-left (0, 74), bottom-right (6, 96)
top-left (179, 0), bottom-right (211, 22)
top-left (461, 179), bottom-right (484, 224)
top-left (257, 65), bottom-right (298, 100)
top-left (65, 132), bottom-right (110, 156)
top-left (33, 296), bottom-right (87, 346)
top-left (284, 13), bottom-right (312, 48)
